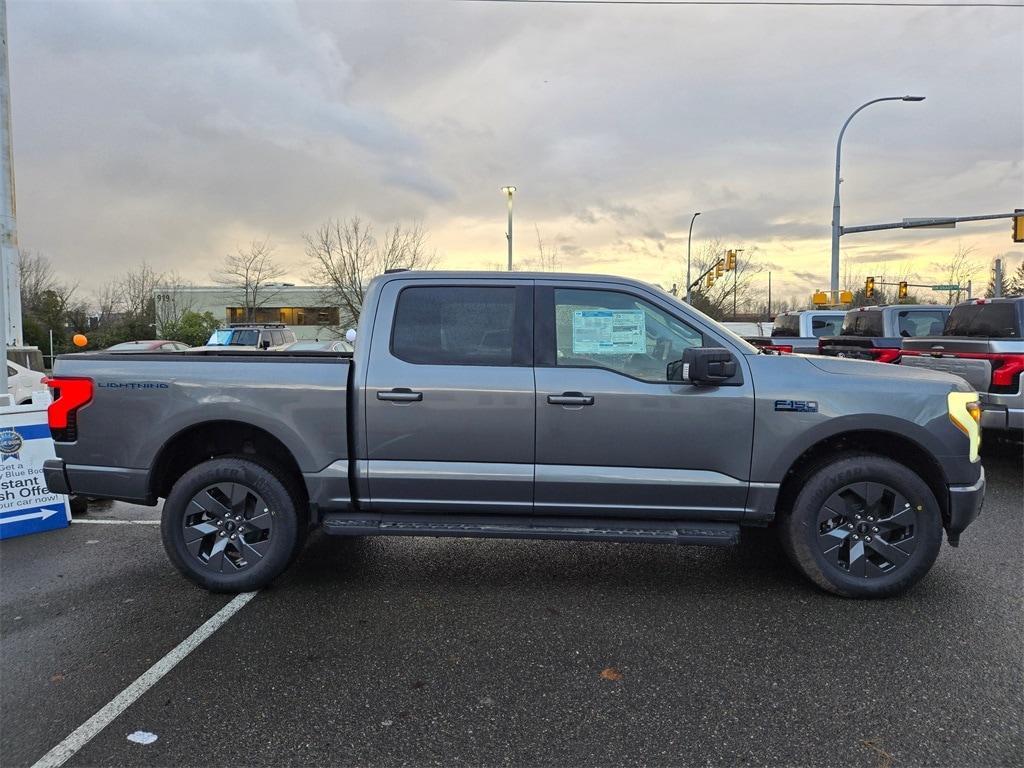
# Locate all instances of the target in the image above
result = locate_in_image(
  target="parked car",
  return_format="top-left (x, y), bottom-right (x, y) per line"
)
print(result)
top-left (747, 309), bottom-right (846, 354)
top-left (901, 297), bottom-right (1023, 433)
top-left (818, 305), bottom-right (952, 363)
top-left (5, 360), bottom-right (47, 405)
top-left (197, 323), bottom-right (297, 351)
top-left (283, 339), bottom-right (353, 353)
top-left (106, 340), bottom-right (192, 352)
top-left (43, 271), bottom-right (984, 598)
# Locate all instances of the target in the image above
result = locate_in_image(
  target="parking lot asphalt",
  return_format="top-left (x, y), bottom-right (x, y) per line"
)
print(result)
top-left (2, 444), bottom-right (1021, 768)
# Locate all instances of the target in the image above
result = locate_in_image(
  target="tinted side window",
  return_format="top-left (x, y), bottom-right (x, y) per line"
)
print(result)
top-left (945, 303), bottom-right (1020, 338)
top-left (897, 310), bottom-right (948, 337)
top-left (552, 288), bottom-right (703, 383)
top-left (392, 286), bottom-right (516, 366)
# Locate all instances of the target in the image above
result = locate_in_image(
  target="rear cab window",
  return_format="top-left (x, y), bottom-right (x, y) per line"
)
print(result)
top-left (771, 314), bottom-right (800, 337)
top-left (810, 314), bottom-right (844, 337)
top-left (841, 312), bottom-right (884, 337)
top-left (944, 302), bottom-right (1021, 338)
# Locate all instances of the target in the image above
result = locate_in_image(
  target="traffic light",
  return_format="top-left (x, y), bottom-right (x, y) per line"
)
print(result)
top-left (865, 276), bottom-right (875, 298)
top-left (839, 290), bottom-right (853, 304)
top-left (812, 291), bottom-right (828, 306)
top-left (726, 250), bottom-right (737, 271)
top-left (898, 281), bottom-right (908, 299)
top-left (706, 272), bottom-right (715, 288)
top-left (715, 260), bottom-right (725, 278)
top-left (1014, 209), bottom-right (1023, 243)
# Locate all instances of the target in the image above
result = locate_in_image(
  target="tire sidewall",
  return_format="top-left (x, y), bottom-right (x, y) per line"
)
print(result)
top-left (783, 454), bottom-right (943, 598)
top-left (161, 457), bottom-right (299, 592)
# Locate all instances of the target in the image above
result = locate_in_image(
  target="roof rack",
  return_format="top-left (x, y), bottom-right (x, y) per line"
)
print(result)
top-left (228, 323), bottom-right (287, 329)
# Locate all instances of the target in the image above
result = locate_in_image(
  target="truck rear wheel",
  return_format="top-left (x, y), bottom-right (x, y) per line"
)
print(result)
top-left (779, 453), bottom-right (943, 598)
top-left (161, 457), bottom-right (301, 592)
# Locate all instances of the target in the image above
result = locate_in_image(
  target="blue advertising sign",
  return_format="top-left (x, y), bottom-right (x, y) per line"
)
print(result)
top-left (0, 408), bottom-right (71, 540)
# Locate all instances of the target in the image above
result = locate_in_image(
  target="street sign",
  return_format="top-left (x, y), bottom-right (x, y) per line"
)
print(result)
top-left (931, 284), bottom-right (960, 291)
top-left (0, 402), bottom-right (71, 540)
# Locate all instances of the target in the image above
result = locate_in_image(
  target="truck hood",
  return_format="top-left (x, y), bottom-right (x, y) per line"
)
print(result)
top-left (805, 355), bottom-right (974, 391)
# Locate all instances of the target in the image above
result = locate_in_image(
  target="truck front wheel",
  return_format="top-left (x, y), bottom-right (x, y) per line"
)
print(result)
top-left (779, 453), bottom-right (943, 598)
top-left (161, 457), bottom-right (301, 592)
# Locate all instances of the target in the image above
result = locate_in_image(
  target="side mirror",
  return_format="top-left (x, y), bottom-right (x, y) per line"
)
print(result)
top-left (670, 347), bottom-right (737, 385)
top-left (260, 340), bottom-right (271, 350)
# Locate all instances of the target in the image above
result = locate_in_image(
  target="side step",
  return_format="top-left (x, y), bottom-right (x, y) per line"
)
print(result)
top-left (321, 512), bottom-right (739, 547)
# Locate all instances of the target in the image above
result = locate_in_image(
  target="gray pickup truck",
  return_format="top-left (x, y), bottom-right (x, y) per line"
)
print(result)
top-left (902, 297), bottom-right (1023, 433)
top-left (43, 272), bottom-right (985, 598)
top-left (818, 304), bottom-right (952, 363)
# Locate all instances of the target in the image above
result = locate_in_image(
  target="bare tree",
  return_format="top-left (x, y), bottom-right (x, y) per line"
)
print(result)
top-left (931, 242), bottom-right (982, 304)
top-left (510, 225), bottom-right (560, 272)
top-left (683, 239), bottom-right (766, 319)
top-left (304, 217), bottom-right (436, 328)
top-left (213, 239), bottom-right (287, 322)
top-left (154, 272), bottom-right (200, 333)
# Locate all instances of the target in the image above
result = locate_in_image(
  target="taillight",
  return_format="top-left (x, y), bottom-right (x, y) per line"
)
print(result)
top-left (43, 377), bottom-right (93, 442)
top-left (764, 344), bottom-right (793, 354)
top-left (987, 354), bottom-right (1024, 392)
top-left (870, 348), bottom-right (902, 364)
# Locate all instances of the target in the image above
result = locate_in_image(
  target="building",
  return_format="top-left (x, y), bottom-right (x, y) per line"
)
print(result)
top-left (154, 285), bottom-right (345, 341)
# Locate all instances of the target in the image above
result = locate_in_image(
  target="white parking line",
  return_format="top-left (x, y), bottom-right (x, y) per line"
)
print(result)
top-left (30, 591), bottom-right (258, 768)
top-left (71, 519), bottom-right (160, 525)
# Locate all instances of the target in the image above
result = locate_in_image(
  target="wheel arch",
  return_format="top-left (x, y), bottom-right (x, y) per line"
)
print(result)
top-left (150, 420), bottom-right (306, 505)
top-left (774, 429), bottom-right (950, 529)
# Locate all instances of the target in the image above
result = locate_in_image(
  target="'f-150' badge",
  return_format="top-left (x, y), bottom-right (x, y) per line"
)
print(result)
top-left (775, 400), bottom-right (818, 413)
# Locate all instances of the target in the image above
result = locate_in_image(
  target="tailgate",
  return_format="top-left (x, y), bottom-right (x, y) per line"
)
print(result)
top-left (901, 354), bottom-right (991, 391)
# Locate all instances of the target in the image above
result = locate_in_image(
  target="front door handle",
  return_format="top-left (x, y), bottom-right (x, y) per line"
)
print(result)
top-left (547, 392), bottom-right (594, 406)
top-left (377, 388), bottom-right (423, 402)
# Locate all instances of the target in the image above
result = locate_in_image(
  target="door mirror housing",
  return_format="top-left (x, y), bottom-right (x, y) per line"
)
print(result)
top-left (260, 339), bottom-right (272, 350)
top-left (668, 347), bottom-right (737, 385)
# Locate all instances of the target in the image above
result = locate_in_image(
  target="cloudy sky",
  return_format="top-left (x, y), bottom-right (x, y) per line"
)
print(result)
top-left (7, 0), bottom-right (1023, 302)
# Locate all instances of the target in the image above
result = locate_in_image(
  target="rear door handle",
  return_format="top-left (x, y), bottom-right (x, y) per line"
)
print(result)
top-left (547, 392), bottom-right (594, 406)
top-left (377, 388), bottom-right (423, 402)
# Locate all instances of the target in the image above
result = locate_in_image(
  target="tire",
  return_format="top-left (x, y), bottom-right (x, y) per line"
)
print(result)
top-left (779, 453), bottom-right (943, 598)
top-left (161, 457), bottom-right (302, 592)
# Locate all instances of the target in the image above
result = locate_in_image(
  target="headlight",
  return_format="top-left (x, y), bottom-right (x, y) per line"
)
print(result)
top-left (947, 391), bottom-right (982, 463)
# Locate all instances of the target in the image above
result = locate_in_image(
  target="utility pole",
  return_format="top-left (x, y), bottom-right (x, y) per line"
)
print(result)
top-left (685, 212), bottom-right (701, 304)
top-left (767, 272), bottom-right (772, 320)
top-left (993, 258), bottom-right (1004, 298)
top-left (0, 0), bottom-right (19, 400)
top-left (502, 186), bottom-right (516, 271)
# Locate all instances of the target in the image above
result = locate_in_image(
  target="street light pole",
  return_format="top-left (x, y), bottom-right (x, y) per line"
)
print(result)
top-left (831, 95), bottom-right (925, 297)
top-left (685, 211), bottom-right (701, 304)
top-left (502, 186), bottom-right (516, 271)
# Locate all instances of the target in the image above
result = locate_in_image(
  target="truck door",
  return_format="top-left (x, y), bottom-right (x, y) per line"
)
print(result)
top-left (362, 278), bottom-right (534, 513)
top-left (533, 283), bottom-right (755, 520)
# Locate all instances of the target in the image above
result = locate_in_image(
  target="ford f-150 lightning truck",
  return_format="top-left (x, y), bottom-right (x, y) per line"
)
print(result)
top-left (43, 272), bottom-right (986, 598)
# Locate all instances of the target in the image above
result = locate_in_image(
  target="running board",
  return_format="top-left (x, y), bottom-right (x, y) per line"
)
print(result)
top-left (320, 513), bottom-right (739, 547)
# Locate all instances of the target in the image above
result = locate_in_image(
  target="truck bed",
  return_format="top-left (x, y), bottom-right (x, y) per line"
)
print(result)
top-left (45, 350), bottom-right (352, 505)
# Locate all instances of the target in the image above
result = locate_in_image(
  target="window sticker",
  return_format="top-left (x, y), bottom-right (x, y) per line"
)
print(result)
top-left (572, 309), bottom-right (646, 354)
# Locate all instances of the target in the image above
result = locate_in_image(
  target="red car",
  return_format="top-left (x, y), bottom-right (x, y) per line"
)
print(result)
top-left (105, 340), bottom-right (192, 352)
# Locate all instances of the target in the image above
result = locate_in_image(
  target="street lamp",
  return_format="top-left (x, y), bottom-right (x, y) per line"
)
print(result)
top-left (502, 186), bottom-right (516, 271)
top-left (830, 95), bottom-right (925, 297)
top-left (685, 211), bottom-right (701, 304)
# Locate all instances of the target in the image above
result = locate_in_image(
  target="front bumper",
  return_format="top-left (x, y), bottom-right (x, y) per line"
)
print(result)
top-left (946, 465), bottom-right (985, 545)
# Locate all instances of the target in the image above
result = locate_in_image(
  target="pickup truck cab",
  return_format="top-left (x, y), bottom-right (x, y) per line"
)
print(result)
top-left (748, 309), bottom-right (845, 354)
top-left (43, 272), bottom-right (986, 598)
top-left (901, 297), bottom-right (1023, 433)
top-left (818, 305), bottom-right (952, 363)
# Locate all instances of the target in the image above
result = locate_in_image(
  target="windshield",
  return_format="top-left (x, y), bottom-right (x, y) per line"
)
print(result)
top-left (207, 329), bottom-right (261, 346)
